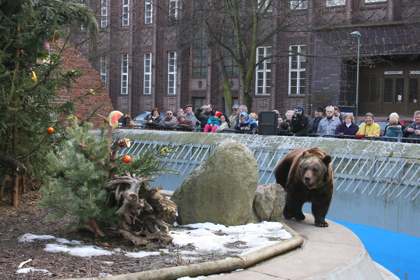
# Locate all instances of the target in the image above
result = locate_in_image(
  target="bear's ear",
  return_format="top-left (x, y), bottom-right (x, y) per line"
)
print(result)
top-left (323, 155), bottom-right (332, 166)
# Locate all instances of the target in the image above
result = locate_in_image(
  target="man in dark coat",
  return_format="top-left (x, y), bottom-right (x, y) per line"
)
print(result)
top-left (290, 106), bottom-right (310, 136)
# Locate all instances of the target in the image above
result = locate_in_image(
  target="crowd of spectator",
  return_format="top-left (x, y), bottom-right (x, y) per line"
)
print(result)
top-left (120, 104), bottom-right (420, 143)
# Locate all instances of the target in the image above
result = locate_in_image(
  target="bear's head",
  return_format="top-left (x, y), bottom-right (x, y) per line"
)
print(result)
top-left (298, 149), bottom-right (332, 190)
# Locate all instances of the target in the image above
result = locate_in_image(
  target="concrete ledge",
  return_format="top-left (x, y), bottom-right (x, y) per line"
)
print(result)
top-left (208, 216), bottom-right (398, 280)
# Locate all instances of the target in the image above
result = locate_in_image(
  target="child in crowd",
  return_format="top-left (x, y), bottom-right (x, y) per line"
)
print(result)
top-left (204, 111), bottom-right (222, 133)
top-left (217, 115), bottom-right (230, 132)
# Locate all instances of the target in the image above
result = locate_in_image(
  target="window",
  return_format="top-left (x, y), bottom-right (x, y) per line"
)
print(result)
top-left (122, 0), bottom-right (129, 26)
top-left (409, 78), bottom-right (418, 104)
top-left (99, 56), bottom-right (108, 85)
top-left (288, 45), bottom-right (306, 95)
top-left (143, 53), bottom-right (152, 95)
top-left (169, 0), bottom-right (179, 20)
top-left (168, 51), bottom-right (177, 95)
top-left (121, 54), bottom-right (129, 95)
top-left (192, 31), bottom-right (208, 78)
top-left (224, 53), bottom-right (239, 78)
top-left (290, 0), bottom-right (308, 10)
top-left (222, 34), bottom-right (239, 78)
top-left (258, 0), bottom-right (273, 12)
top-left (365, 0), bottom-right (387, 3)
top-left (100, 0), bottom-right (108, 28)
top-left (255, 46), bottom-right (272, 95)
top-left (326, 0), bottom-right (346, 7)
top-left (145, 0), bottom-right (153, 24)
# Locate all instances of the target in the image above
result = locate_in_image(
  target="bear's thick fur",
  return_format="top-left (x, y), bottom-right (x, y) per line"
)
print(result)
top-left (274, 148), bottom-right (333, 227)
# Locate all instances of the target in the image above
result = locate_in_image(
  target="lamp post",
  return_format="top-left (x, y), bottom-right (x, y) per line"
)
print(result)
top-left (350, 31), bottom-right (361, 120)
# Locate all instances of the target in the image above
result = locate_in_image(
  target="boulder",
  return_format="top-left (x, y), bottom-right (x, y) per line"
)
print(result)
top-left (253, 184), bottom-right (286, 222)
top-left (172, 140), bottom-right (258, 225)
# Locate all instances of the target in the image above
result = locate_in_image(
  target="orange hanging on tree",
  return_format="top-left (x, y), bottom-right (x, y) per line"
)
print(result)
top-left (121, 155), bottom-right (132, 164)
top-left (47, 127), bottom-right (55, 135)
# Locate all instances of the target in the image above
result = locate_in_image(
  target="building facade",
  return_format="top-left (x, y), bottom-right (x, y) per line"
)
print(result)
top-left (85, 0), bottom-right (420, 118)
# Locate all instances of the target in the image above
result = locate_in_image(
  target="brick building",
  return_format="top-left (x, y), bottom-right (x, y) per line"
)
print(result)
top-left (85, 0), bottom-right (420, 118)
top-left (58, 46), bottom-right (114, 127)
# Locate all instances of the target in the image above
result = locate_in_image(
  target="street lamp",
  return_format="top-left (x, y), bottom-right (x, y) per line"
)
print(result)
top-left (350, 31), bottom-right (361, 120)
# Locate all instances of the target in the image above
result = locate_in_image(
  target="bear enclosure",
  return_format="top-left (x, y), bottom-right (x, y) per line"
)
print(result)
top-left (114, 130), bottom-right (420, 237)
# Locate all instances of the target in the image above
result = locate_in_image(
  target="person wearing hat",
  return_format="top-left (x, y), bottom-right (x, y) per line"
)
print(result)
top-left (204, 111), bottom-right (223, 133)
top-left (235, 112), bottom-right (258, 133)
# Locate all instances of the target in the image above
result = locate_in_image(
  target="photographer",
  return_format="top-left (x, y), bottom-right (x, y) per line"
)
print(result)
top-left (290, 106), bottom-right (309, 136)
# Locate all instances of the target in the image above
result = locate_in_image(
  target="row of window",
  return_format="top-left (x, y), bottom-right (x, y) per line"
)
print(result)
top-left (100, 52), bottom-right (177, 96)
top-left (99, 0), bottom-right (179, 28)
top-left (99, 45), bottom-right (306, 97)
top-left (265, 0), bottom-right (386, 10)
top-left (98, 0), bottom-right (387, 29)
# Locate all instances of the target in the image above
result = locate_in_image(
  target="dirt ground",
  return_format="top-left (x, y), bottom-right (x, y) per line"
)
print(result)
top-left (0, 192), bottom-right (225, 280)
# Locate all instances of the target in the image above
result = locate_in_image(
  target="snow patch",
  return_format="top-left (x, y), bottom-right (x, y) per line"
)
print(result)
top-left (18, 233), bottom-right (80, 245)
top-left (18, 233), bottom-right (55, 243)
top-left (45, 244), bottom-right (113, 257)
top-left (16, 267), bottom-right (52, 275)
top-left (177, 277), bottom-right (207, 280)
top-left (170, 221), bottom-right (292, 254)
top-left (125, 251), bottom-right (161, 258)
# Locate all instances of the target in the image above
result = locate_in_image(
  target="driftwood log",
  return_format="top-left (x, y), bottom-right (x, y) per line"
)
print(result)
top-left (105, 175), bottom-right (177, 246)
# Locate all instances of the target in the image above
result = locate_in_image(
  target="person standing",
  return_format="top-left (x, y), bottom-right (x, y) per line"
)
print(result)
top-left (356, 112), bottom-right (381, 138)
top-left (290, 106), bottom-right (309, 136)
top-left (404, 110), bottom-right (420, 139)
top-left (384, 112), bottom-right (403, 139)
top-left (184, 104), bottom-right (199, 127)
top-left (310, 107), bottom-right (324, 134)
top-left (335, 114), bottom-right (358, 137)
top-left (229, 104), bottom-right (240, 129)
top-left (317, 106), bottom-right (342, 136)
top-left (159, 111), bottom-right (178, 129)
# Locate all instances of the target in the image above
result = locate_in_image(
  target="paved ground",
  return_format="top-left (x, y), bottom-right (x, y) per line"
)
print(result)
top-left (207, 216), bottom-right (397, 280)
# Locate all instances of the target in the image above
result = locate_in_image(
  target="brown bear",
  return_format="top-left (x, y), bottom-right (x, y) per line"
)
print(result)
top-left (274, 148), bottom-right (333, 227)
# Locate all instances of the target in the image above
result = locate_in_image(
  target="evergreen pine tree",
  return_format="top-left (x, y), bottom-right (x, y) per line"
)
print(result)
top-left (40, 122), bottom-right (115, 226)
top-left (40, 120), bottom-right (167, 236)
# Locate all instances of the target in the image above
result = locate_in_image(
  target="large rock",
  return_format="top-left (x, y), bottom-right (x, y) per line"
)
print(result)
top-left (253, 184), bottom-right (286, 222)
top-left (172, 140), bottom-right (258, 225)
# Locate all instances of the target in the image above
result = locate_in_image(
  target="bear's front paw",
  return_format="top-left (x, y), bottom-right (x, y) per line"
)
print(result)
top-left (294, 212), bottom-right (305, 221)
top-left (283, 212), bottom-right (293, 220)
top-left (315, 220), bottom-right (329, 227)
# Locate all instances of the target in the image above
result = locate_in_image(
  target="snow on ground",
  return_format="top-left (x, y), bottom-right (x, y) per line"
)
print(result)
top-left (18, 233), bottom-right (56, 243)
top-left (18, 221), bottom-right (292, 259)
top-left (170, 221), bottom-right (292, 254)
top-left (16, 267), bottom-right (52, 275)
top-left (18, 233), bottom-right (81, 245)
top-left (44, 244), bottom-right (113, 257)
top-left (125, 251), bottom-right (161, 258)
top-left (177, 277), bottom-right (207, 280)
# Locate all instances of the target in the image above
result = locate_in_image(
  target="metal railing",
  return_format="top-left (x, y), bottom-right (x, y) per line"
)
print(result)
top-left (119, 140), bottom-right (420, 201)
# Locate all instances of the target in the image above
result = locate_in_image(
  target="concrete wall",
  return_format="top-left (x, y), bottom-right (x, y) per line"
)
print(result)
top-left (115, 130), bottom-right (420, 237)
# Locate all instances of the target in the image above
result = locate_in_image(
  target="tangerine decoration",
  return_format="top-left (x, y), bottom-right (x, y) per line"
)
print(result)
top-left (47, 127), bottom-right (55, 135)
top-left (122, 155), bottom-right (132, 164)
